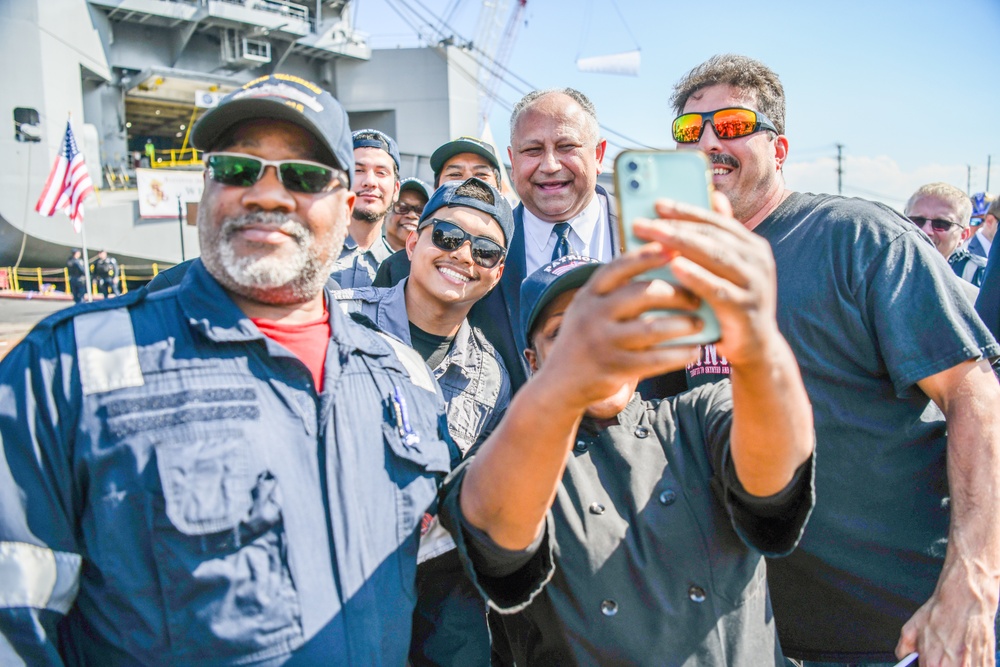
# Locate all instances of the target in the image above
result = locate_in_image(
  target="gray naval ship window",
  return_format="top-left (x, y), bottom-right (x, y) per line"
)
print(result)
top-left (14, 108), bottom-right (41, 142)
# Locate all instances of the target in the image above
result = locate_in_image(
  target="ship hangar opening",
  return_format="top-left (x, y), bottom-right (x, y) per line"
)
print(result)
top-left (118, 71), bottom-right (236, 172)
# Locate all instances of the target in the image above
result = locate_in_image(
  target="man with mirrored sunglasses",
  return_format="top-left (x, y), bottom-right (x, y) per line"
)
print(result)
top-left (333, 177), bottom-right (513, 666)
top-left (669, 54), bottom-right (1000, 665)
top-left (0, 74), bottom-right (459, 666)
top-left (905, 182), bottom-right (986, 290)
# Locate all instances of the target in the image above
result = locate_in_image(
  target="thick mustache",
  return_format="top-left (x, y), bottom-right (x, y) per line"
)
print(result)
top-left (222, 212), bottom-right (309, 244)
top-left (709, 153), bottom-right (740, 169)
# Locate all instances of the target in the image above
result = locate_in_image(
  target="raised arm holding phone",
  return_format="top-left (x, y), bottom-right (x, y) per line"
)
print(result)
top-left (439, 187), bottom-right (817, 665)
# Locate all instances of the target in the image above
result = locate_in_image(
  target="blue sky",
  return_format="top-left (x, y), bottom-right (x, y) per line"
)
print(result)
top-left (355, 0), bottom-right (1000, 211)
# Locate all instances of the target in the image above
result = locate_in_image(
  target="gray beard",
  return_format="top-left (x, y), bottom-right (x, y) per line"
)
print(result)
top-left (199, 210), bottom-right (342, 305)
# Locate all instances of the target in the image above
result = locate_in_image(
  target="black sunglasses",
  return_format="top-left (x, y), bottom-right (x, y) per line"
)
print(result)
top-left (909, 216), bottom-right (964, 233)
top-left (422, 219), bottom-right (506, 269)
top-left (392, 202), bottom-right (424, 217)
top-left (205, 152), bottom-right (347, 194)
top-left (672, 107), bottom-right (778, 144)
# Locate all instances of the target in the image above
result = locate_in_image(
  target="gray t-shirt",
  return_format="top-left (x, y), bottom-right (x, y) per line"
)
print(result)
top-left (757, 192), bottom-right (999, 661)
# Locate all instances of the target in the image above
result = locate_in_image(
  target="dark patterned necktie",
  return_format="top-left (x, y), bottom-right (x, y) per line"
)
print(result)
top-left (551, 222), bottom-right (575, 260)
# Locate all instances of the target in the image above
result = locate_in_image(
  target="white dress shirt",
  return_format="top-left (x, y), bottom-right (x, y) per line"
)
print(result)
top-left (522, 194), bottom-right (612, 276)
top-left (973, 228), bottom-right (992, 258)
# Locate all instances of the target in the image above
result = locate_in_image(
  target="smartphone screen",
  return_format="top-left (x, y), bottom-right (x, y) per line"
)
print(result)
top-left (613, 149), bottom-right (721, 346)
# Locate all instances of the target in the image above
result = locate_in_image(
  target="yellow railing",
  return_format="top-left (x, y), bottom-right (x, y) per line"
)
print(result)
top-left (1, 264), bottom-right (164, 297)
top-left (151, 149), bottom-right (202, 169)
top-left (149, 107), bottom-right (202, 169)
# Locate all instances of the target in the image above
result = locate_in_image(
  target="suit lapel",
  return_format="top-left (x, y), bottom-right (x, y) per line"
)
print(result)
top-left (500, 204), bottom-right (527, 335)
top-left (596, 184), bottom-right (622, 256)
top-left (969, 234), bottom-right (987, 259)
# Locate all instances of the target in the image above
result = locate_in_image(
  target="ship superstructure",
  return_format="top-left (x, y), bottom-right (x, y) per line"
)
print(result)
top-left (1, 0), bottom-right (480, 266)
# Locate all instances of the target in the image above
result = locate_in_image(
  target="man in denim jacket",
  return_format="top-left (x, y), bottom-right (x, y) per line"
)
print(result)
top-left (334, 176), bottom-right (512, 665)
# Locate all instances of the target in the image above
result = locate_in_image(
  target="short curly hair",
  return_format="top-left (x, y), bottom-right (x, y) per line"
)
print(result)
top-left (670, 54), bottom-right (786, 135)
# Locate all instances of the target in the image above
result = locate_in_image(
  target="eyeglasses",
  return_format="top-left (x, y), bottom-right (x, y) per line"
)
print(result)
top-left (423, 219), bottom-right (506, 269)
top-left (909, 216), bottom-right (965, 233)
top-left (672, 107), bottom-right (778, 144)
top-left (392, 202), bottom-right (424, 217)
top-left (205, 152), bottom-right (347, 194)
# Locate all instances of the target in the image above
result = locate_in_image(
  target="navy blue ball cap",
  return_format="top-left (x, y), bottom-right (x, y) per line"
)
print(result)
top-left (399, 177), bottom-right (431, 200)
top-left (430, 136), bottom-right (500, 174)
top-left (352, 128), bottom-right (401, 171)
top-left (191, 75), bottom-right (354, 185)
top-left (418, 177), bottom-right (514, 246)
top-left (972, 192), bottom-right (994, 220)
top-left (520, 255), bottom-right (602, 346)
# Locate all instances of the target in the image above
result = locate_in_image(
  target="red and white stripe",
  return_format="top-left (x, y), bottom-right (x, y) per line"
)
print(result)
top-left (35, 121), bottom-right (94, 233)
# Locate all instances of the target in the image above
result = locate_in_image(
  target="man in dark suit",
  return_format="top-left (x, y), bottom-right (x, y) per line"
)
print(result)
top-left (967, 193), bottom-right (997, 260)
top-left (473, 88), bottom-right (622, 390)
top-left (976, 197), bottom-right (1000, 340)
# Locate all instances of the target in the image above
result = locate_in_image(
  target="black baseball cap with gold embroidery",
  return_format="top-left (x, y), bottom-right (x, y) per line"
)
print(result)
top-left (192, 74), bottom-right (354, 185)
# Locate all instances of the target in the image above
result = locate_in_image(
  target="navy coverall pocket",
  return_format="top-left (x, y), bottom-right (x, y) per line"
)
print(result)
top-left (150, 429), bottom-right (304, 662)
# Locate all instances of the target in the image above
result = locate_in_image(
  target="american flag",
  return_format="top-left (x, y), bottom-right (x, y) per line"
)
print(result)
top-left (35, 120), bottom-right (95, 233)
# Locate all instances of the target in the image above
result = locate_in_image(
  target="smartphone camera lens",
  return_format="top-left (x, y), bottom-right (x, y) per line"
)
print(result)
top-left (629, 179), bottom-right (640, 190)
top-left (626, 160), bottom-right (639, 172)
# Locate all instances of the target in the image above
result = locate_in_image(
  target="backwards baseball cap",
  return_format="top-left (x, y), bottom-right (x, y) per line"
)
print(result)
top-left (418, 177), bottom-right (514, 245)
top-left (520, 255), bottom-right (602, 346)
top-left (430, 136), bottom-right (501, 174)
top-left (352, 128), bottom-right (401, 171)
top-left (191, 74), bottom-right (354, 185)
top-left (399, 177), bottom-right (431, 200)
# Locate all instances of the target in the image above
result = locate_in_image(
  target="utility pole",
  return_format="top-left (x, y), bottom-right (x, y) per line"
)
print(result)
top-left (987, 155), bottom-right (992, 192)
top-left (967, 165), bottom-right (972, 195)
top-left (836, 143), bottom-right (843, 195)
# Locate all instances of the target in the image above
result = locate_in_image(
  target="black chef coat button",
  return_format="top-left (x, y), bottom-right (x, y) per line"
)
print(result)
top-left (600, 599), bottom-right (618, 616)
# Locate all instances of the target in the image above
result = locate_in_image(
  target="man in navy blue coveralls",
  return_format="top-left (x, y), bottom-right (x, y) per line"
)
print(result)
top-left (0, 75), bottom-right (456, 666)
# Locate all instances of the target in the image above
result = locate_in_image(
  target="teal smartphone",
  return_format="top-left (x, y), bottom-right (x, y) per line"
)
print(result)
top-left (613, 149), bottom-right (721, 346)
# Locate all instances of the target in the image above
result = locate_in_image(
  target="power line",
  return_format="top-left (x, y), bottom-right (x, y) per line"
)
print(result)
top-left (382, 0), bottom-right (656, 149)
top-left (607, 0), bottom-right (641, 49)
